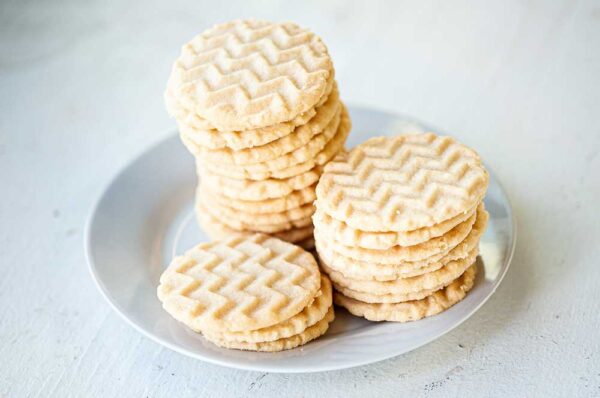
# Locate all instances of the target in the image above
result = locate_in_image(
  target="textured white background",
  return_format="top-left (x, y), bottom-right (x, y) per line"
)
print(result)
top-left (1, 0), bottom-right (599, 397)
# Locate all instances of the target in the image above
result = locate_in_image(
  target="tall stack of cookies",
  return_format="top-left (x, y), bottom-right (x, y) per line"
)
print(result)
top-left (157, 234), bottom-right (334, 352)
top-left (165, 19), bottom-right (350, 250)
top-left (313, 133), bottom-right (490, 322)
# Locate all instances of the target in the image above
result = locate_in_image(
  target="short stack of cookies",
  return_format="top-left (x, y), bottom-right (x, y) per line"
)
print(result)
top-left (157, 234), bottom-right (334, 351)
top-left (313, 133), bottom-right (490, 322)
top-left (164, 19), bottom-right (350, 250)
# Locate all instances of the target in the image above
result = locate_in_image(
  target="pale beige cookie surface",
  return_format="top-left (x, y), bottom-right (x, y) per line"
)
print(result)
top-left (204, 184), bottom-right (316, 214)
top-left (167, 64), bottom-right (335, 142)
top-left (201, 103), bottom-right (343, 170)
top-left (200, 191), bottom-right (315, 225)
top-left (200, 199), bottom-right (313, 233)
top-left (198, 87), bottom-right (340, 163)
top-left (157, 234), bottom-right (321, 333)
top-left (202, 275), bottom-right (331, 343)
top-left (196, 200), bottom-right (315, 243)
top-left (173, 78), bottom-right (335, 152)
top-left (316, 208), bottom-right (488, 281)
top-left (199, 164), bottom-right (320, 201)
top-left (334, 265), bottom-right (476, 322)
top-left (315, 133), bottom-right (489, 232)
top-left (201, 109), bottom-right (350, 180)
top-left (312, 203), bottom-right (477, 250)
top-left (326, 204), bottom-right (482, 264)
top-left (202, 306), bottom-right (334, 351)
top-left (166, 19), bottom-right (334, 131)
top-left (323, 248), bottom-right (477, 297)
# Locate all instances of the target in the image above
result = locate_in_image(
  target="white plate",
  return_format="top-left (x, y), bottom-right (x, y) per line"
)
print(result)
top-left (85, 106), bottom-right (516, 373)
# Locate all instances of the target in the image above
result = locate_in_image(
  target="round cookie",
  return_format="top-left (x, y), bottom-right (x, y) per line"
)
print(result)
top-left (157, 234), bottom-right (321, 333)
top-left (203, 184), bottom-right (316, 214)
top-left (166, 19), bottom-right (334, 131)
top-left (312, 203), bottom-right (478, 250)
top-left (199, 190), bottom-right (315, 225)
top-left (196, 199), bottom-right (315, 242)
top-left (202, 306), bottom-right (334, 351)
top-left (333, 265), bottom-right (477, 322)
top-left (322, 248), bottom-right (477, 297)
top-left (202, 109), bottom-right (350, 180)
top-left (315, 133), bottom-right (489, 232)
top-left (198, 87), bottom-right (340, 163)
top-left (198, 164), bottom-right (320, 201)
top-left (174, 75), bottom-right (335, 151)
top-left (326, 205), bottom-right (482, 264)
top-left (202, 275), bottom-right (332, 343)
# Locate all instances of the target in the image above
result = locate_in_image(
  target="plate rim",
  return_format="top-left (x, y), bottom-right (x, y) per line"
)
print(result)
top-left (84, 107), bottom-right (517, 373)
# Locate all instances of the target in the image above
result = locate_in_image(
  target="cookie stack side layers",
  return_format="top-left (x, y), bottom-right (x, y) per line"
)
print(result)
top-left (157, 234), bottom-right (335, 351)
top-left (313, 133), bottom-right (489, 322)
top-left (165, 19), bottom-right (351, 246)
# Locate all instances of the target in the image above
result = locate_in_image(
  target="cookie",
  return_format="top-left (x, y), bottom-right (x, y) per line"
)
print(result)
top-left (201, 108), bottom-right (350, 180)
top-left (316, 208), bottom-right (488, 281)
top-left (199, 189), bottom-right (315, 225)
top-left (326, 204), bottom-right (482, 264)
top-left (312, 203), bottom-right (477, 250)
top-left (196, 199), bottom-right (315, 241)
top-left (166, 19), bottom-right (334, 131)
top-left (200, 199), bottom-right (313, 233)
top-left (157, 234), bottom-right (321, 333)
top-left (323, 248), bottom-right (477, 297)
top-left (174, 82), bottom-right (334, 152)
top-left (202, 275), bottom-right (331, 343)
top-left (198, 163), bottom-right (320, 201)
top-left (204, 184), bottom-right (316, 214)
top-left (333, 264), bottom-right (476, 322)
top-left (202, 306), bottom-right (334, 351)
top-left (315, 133), bottom-right (489, 232)
top-left (196, 86), bottom-right (340, 163)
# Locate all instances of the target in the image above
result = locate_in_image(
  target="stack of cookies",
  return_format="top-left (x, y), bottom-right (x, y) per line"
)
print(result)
top-left (157, 234), bottom-right (334, 351)
top-left (164, 19), bottom-right (350, 250)
top-left (313, 133), bottom-right (490, 322)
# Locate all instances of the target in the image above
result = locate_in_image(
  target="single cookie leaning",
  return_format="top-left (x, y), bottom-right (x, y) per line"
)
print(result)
top-left (316, 133), bottom-right (489, 232)
top-left (157, 234), bottom-right (321, 333)
top-left (166, 19), bottom-right (334, 131)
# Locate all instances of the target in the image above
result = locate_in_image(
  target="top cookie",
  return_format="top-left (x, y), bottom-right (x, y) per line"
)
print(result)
top-left (157, 234), bottom-right (321, 333)
top-left (315, 133), bottom-right (488, 232)
top-left (166, 19), bottom-right (334, 131)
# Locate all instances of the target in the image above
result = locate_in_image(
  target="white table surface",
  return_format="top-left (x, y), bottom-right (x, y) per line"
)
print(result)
top-left (1, 0), bottom-right (599, 396)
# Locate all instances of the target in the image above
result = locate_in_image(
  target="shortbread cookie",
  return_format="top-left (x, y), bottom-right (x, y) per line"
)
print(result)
top-left (203, 306), bottom-right (334, 351)
top-left (200, 102), bottom-right (341, 168)
top-left (202, 109), bottom-right (350, 180)
top-left (175, 79), bottom-right (336, 151)
top-left (204, 184), bottom-right (316, 214)
top-left (199, 164), bottom-right (320, 201)
top-left (334, 265), bottom-right (476, 322)
top-left (200, 200), bottom-right (313, 233)
top-left (312, 203), bottom-right (477, 250)
top-left (202, 275), bottom-right (331, 343)
top-left (166, 19), bottom-right (334, 131)
top-left (316, 208), bottom-right (488, 281)
top-left (167, 62), bottom-right (335, 137)
top-left (316, 133), bottom-right (489, 232)
top-left (196, 200), bottom-right (315, 243)
top-left (323, 248), bottom-right (477, 297)
top-left (197, 87), bottom-right (340, 163)
top-left (326, 204), bottom-right (482, 264)
top-left (157, 234), bottom-right (321, 332)
top-left (200, 191), bottom-right (314, 224)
